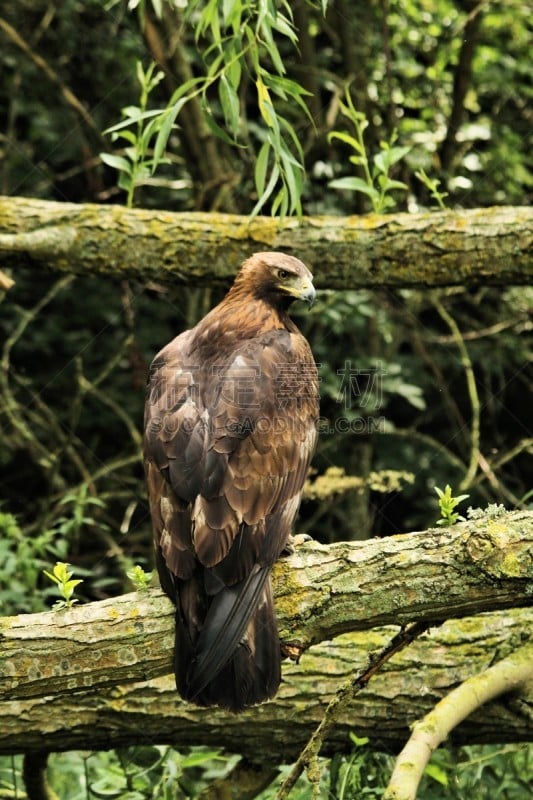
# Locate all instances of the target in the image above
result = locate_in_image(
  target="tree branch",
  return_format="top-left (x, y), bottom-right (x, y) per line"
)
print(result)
top-left (383, 643), bottom-right (533, 800)
top-left (2, 511), bottom-right (531, 703)
top-left (1, 610), bottom-right (531, 758)
top-left (0, 197), bottom-right (531, 287)
top-left (1, 512), bottom-right (531, 756)
top-left (277, 621), bottom-right (431, 798)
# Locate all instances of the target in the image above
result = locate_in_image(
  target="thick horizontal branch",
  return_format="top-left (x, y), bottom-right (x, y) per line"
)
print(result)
top-left (1, 612), bottom-right (531, 757)
top-left (1, 511), bottom-right (531, 703)
top-left (0, 197), bottom-right (531, 287)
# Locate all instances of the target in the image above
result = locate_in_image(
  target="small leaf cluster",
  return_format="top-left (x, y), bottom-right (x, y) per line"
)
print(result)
top-left (187, 0), bottom-right (311, 217)
top-left (415, 168), bottom-right (449, 209)
top-left (43, 562), bottom-right (83, 610)
top-left (0, 510), bottom-right (69, 614)
top-left (435, 484), bottom-right (470, 526)
top-left (127, 564), bottom-right (154, 591)
top-left (328, 90), bottom-right (410, 213)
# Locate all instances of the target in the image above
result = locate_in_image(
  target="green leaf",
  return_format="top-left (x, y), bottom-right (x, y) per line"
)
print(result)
top-left (138, 115), bottom-right (164, 158)
top-left (203, 110), bottom-right (240, 145)
top-left (152, 99), bottom-right (187, 169)
top-left (256, 78), bottom-right (274, 128)
top-left (251, 163), bottom-right (280, 217)
top-left (329, 176), bottom-right (378, 198)
top-left (282, 161), bottom-right (302, 216)
top-left (328, 130), bottom-right (364, 155)
top-left (378, 177), bottom-right (408, 191)
top-left (226, 54), bottom-right (242, 89)
top-left (279, 116), bottom-right (305, 162)
top-left (104, 108), bottom-right (163, 136)
top-left (168, 76), bottom-right (206, 107)
top-left (373, 151), bottom-right (388, 175)
top-left (263, 74), bottom-right (312, 98)
top-left (339, 97), bottom-right (367, 126)
top-left (109, 129), bottom-right (136, 145)
top-left (117, 172), bottom-right (133, 192)
top-left (348, 155), bottom-right (367, 167)
top-left (43, 569), bottom-right (59, 585)
top-left (374, 145), bottom-right (410, 174)
top-left (65, 579), bottom-right (83, 590)
top-left (424, 762), bottom-right (449, 786)
top-left (255, 141), bottom-right (271, 197)
top-left (271, 185), bottom-right (289, 219)
top-left (349, 733), bottom-right (370, 747)
top-left (386, 144), bottom-right (411, 165)
top-left (219, 74), bottom-right (240, 137)
top-left (151, 0), bottom-right (163, 18)
top-left (262, 27), bottom-right (286, 74)
top-left (99, 154), bottom-right (131, 173)
top-left (271, 13), bottom-right (298, 44)
top-left (222, 0), bottom-right (239, 27)
top-left (180, 750), bottom-right (223, 768)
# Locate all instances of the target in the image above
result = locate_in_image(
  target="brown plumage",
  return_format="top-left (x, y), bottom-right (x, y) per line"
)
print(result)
top-left (143, 252), bottom-right (319, 712)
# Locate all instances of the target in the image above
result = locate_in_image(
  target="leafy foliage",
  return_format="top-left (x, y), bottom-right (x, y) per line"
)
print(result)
top-left (2, 742), bottom-right (529, 799)
top-left (102, 61), bottom-right (168, 208)
top-left (329, 90), bottom-right (410, 212)
top-left (127, 564), bottom-right (154, 591)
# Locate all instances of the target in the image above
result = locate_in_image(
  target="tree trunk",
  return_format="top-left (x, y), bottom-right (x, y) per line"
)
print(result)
top-left (1, 512), bottom-right (531, 756)
top-left (0, 197), bottom-right (531, 288)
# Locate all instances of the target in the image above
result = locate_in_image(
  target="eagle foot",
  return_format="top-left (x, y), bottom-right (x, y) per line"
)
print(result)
top-left (281, 642), bottom-right (304, 662)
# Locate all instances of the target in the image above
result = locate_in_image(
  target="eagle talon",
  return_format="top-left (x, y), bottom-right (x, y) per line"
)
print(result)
top-left (281, 642), bottom-right (304, 662)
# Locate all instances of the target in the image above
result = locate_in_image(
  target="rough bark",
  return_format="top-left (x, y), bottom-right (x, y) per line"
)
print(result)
top-left (0, 197), bottom-right (531, 288)
top-left (1, 512), bottom-right (531, 756)
top-left (1, 612), bottom-right (531, 758)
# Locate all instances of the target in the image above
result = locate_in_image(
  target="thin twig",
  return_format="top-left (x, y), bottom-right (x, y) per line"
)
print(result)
top-left (432, 295), bottom-right (481, 491)
top-left (427, 315), bottom-right (530, 344)
top-left (0, 17), bottom-right (104, 142)
top-left (276, 621), bottom-right (431, 799)
top-left (0, 275), bottom-right (74, 478)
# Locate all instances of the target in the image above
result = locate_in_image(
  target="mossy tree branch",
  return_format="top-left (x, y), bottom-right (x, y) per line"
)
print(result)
top-left (383, 643), bottom-right (533, 800)
top-left (0, 197), bottom-right (531, 288)
top-left (1, 512), bottom-right (531, 757)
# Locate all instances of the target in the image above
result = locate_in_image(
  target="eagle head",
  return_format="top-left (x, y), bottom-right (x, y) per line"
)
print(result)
top-left (237, 252), bottom-right (316, 309)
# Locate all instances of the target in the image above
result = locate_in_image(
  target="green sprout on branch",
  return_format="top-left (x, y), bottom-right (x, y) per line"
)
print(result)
top-left (43, 561), bottom-right (83, 610)
top-left (127, 564), bottom-right (154, 591)
top-left (435, 484), bottom-right (470, 526)
top-left (415, 168), bottom-right (449, 209)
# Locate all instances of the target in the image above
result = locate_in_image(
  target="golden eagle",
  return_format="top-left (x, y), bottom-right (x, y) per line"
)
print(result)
top-left (144, 252), bottom-right (319, 711)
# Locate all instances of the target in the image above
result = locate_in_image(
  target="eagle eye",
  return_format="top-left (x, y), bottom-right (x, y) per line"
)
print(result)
top-left (277, 268), bottom-right (290, 280)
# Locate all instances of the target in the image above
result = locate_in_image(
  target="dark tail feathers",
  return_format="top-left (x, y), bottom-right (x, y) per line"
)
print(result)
top-left (174, 566), bottom-right (281, 712)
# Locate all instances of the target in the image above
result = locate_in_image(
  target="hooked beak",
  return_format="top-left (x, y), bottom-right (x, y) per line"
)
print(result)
top-left (297, 279), bottom-right (316, 308)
